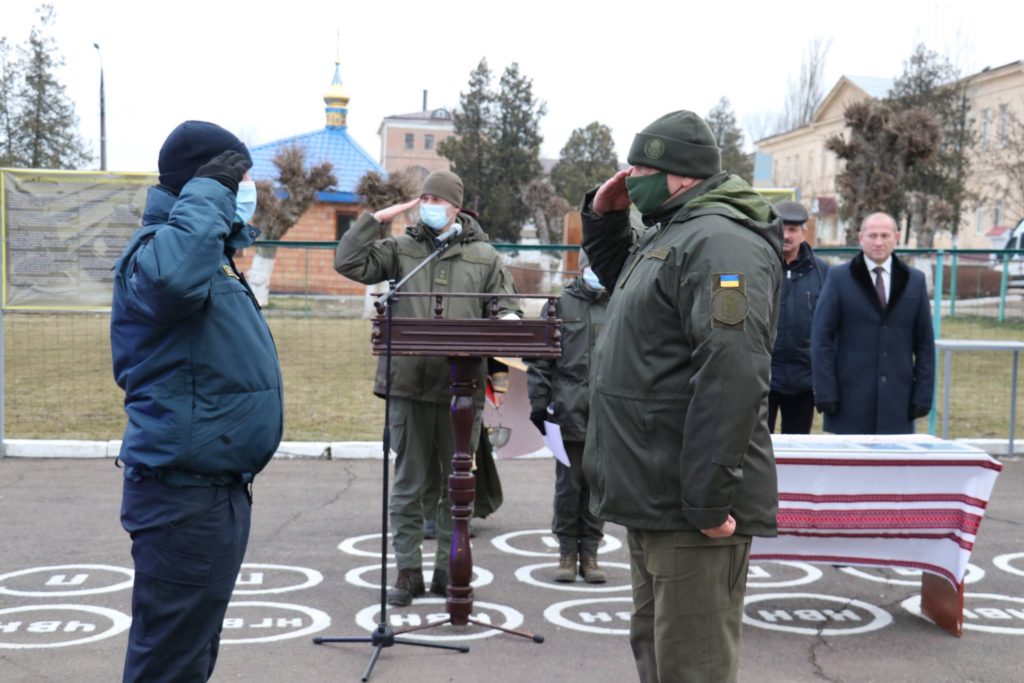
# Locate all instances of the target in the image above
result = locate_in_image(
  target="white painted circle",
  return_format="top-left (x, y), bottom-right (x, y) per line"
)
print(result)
top-left (0, 564), bottom-right (134, 597)
top-left (841, 563), bottom-right (984, 586)
top-left (902, 593), bottom-right (1024, 635)
top-left (345, 561), bottom-right (493, 590)
top-left (220, 601), bottom-right (332, 644)
top-left (490, 529), bottom-right (622, 557)
top-left (747, 561), bottom-right (823, 588)
top-left (354, 598), bottom-right (523, 641)
top-left (233, 564), bottom-right (324, 595)
top-left (993, 553), bottom-right (1024, 578)
top-left (743, 593), bottom-right (893, 636)
top-left (514, 562), bottom-right (631, 592)
top-left (338, 532), bottom-right (395, 559)
top-left (543, 597), bottom-right (632, 635)
top-left (0, 604), bottom-right (131, 649)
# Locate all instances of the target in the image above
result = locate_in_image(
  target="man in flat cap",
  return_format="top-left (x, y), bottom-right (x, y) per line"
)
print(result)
top-left (581, 110), bottom-right (783, 682)
top-left (769, 200), bottom-right (829, 434)
top-left (334, 170), bottom-right (519, 606)
top-left (112, 120), bottom-right (283, 682)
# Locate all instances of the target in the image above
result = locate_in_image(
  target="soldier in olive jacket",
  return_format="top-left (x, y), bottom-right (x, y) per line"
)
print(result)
top-left (581, 111), bottom-right (782, 683)
top-left (526, 265), bottom-right (609, 584)
top-left (334, 170), bottom-right (518, 607)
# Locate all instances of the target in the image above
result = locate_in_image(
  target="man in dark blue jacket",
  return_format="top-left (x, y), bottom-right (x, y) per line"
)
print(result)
top-left (811, 211), bottom-right (934, 434)
top-left (769, 201), bottom-right (828, 434)
top-left (111, 121), bottom-right (284, 682)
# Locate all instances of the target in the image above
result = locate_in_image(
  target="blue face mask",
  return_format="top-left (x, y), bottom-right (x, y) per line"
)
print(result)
top-left (582, 267), bottom-right (604, 291)
top-left (234, 181), bottom-right (257, 225)
top-left (420, 203), bottom-right (450, 230)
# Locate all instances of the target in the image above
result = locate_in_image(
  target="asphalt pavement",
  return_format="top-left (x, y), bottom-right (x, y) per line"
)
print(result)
top-left (1, 454), bottom-right (1022, 683)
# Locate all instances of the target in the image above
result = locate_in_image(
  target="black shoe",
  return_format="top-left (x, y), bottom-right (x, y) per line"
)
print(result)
top-left (429, 568), bottom-right (448, 596)
top-left (386, 568), bottom-right (425, 607)
top-left (423, 518), bottom-right (437, 540)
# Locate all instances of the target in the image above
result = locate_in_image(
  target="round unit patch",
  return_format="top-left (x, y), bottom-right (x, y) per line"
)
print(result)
top-left (711, 288), bottom-right (749, 326)
top-left (643, 139), bottom-right (665, 160)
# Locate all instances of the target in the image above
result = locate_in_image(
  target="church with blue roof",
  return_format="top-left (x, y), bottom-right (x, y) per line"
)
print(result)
top-left (233, 62), bottom-right (384, 298)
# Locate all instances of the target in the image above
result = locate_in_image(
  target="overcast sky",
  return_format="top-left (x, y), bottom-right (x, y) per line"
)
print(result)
top-left (4, 0), bottom-right (1022, 174)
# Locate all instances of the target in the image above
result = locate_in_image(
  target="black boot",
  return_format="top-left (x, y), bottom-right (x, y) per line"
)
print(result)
top-left (386, 568), bottom-right (425, 607)
top-left (429, 568), bottom-right (448, 596)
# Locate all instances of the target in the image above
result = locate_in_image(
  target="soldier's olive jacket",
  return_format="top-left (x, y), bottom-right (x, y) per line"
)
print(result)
top-left (525, 277), bottom-right (609, 443)
top-left (334, 211), bottom-right (519, 406)
top-left (581, 172), bottom-right (783, 537)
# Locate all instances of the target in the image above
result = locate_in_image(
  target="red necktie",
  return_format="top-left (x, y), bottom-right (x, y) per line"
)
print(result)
top-left (873, 266), bottom-right (887, 308)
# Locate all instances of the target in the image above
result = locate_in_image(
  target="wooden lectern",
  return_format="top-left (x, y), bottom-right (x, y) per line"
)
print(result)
top-left (372, 292), bottom-right (561, 639)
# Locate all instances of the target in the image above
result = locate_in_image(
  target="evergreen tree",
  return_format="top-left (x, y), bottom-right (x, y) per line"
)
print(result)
top-left (438, 59), bottom-right (496, 216)
top-left (0, 37), bottom-right (21, 166)
top-left (549, 121), bottom-right (618, 207)
top-left (888, 44), bottom-right (975, 246)
top-left (706, 98), bottom-right (753, 182)
top-left (9, 5), bottom-right (91, 169)
top-left (439, 59), bottom-right (545, 243)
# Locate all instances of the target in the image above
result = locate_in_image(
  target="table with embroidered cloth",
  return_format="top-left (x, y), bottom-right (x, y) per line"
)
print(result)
top-left (751, 434), bottom-right (1003, 636)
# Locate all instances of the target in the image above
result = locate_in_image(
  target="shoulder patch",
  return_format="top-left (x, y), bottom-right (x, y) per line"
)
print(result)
top-left (221, 264), bottom-right (240, 280)
top-left (711, 273), bottom-right (748, 328)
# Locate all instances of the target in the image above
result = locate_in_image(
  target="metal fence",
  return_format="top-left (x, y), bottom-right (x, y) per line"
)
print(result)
top-left (1, 242), bottom-right (1022, 445)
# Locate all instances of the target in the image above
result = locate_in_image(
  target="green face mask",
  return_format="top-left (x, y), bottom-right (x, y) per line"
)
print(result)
top-left (625, 173), bottom-right (670, 215)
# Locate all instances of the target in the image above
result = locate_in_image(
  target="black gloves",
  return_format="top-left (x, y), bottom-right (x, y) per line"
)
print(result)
top-left (815, 401), bottom-right (838, 416)
top-left (910, 404), bottom-right (931, 420)
top-left (195, 150), bottom-right (251, 194)
top-left (529, 409), bottom-right (547, 436)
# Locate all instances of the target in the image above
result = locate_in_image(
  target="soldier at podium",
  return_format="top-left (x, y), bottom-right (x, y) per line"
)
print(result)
top-left (334, 170), bottom-right (519, 606)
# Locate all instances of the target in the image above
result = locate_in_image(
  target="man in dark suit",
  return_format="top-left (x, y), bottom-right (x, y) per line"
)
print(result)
top-left (811, 212), bottom-right (935, 434)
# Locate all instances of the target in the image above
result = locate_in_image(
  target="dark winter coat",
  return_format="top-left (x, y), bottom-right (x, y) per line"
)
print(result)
top-left (526, 277), bottom-right (609, 443)
top-left (334, 210), bottom-right (519, 406)
top-left (771, 242), bottom-right (828, 394)
top-left (811, 252), bottom-right (935, 434)
top-left (111, 179), bottom-right (284, 484)
top-left (581, 172), bottom-right (782, 537)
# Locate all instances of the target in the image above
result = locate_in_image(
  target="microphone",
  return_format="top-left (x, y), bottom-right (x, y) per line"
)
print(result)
top-left (434, 223), bottom-right (462, 246)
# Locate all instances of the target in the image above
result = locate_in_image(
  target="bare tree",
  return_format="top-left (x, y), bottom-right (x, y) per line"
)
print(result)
top-left (778, 38), bottom-right (831, 133)
top-left (249, 145), bottom-right (336, 305)
top-left (522, 178), bottom-right (570, 244)
top-left (982, 107), bottom-right (1024, 223)
top-left (355, 169), bottom-right (420, 211)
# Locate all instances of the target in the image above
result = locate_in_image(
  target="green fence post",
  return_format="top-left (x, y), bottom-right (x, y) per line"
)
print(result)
top-left (998, 252), bottom-right (1010, 323)
top-left (929, 251), bottom-right (944, 436)
top-left (949, 250), bottom-right (957, 317)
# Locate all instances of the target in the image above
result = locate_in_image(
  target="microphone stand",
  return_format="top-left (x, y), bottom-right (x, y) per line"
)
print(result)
top-left (313, 232), bottom-right (468, 681)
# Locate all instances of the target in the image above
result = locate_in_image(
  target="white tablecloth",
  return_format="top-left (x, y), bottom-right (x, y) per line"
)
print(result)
top-left (751, 434), bottom-right (1003, 586)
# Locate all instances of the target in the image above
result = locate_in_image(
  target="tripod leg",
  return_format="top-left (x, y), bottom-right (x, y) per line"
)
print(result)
top-left (362, 643), bottom-right (385, 682)
top-left (465, 617), bottom-right (545, 643)
top-left (393, 637), bottom-right (470, 653)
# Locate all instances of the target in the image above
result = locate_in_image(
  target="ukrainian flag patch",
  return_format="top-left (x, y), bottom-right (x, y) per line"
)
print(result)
top-left (719, 274), bottom-right (740, 288)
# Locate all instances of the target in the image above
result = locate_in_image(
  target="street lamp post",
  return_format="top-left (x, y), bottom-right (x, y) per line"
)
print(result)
top-left (93, 42), bottom-right (107, 171)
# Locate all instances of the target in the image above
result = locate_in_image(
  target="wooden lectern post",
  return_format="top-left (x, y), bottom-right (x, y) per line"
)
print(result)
top-left (372, 292), bottom-right (561, 639)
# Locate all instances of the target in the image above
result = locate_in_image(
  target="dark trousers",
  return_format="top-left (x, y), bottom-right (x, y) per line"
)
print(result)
top-left (552, 440), bottom-right (604, 556)
top-left (121, 478), bottom-right (251, 683)
top-left (768, 390), bottom-right (815, 434)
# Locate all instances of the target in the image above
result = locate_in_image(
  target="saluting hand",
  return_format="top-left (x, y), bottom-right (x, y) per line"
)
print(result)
top-left (373, 197), bottom-right (420, 224)
top-left (593, 169), bottom-right (631, 215)
top-left (701, 514), bottom-right (737, 539)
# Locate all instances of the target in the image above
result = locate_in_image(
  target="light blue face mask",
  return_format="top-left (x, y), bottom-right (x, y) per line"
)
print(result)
top-left (234, 181), bottom-right (257, 225)
top-left (582, 267), bottom-right (604, 290)
top-left (420, 203), bottom-right (450, 230)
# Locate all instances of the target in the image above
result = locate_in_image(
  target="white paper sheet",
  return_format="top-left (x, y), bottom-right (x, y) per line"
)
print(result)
top-left (543, 421), bottom-right (570, 467)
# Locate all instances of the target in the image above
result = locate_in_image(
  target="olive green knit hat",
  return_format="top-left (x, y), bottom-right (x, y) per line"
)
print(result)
top-left (627, 110), bottom-right (722, 178)
top-left (421, 170), bottom-right (464, 208)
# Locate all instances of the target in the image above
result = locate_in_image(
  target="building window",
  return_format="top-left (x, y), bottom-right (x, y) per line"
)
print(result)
top-left (997, 104), bottom-right (1009, 148)
top-left (424, 134), bottom-right (435, 151)
top-left (404, 133), bottom-right (415, 150)
top-left (336, 212), bottom-right (357, 241)
top-left (994, 198), bottom-right (1004, 227)
top-left (980, 109), bottom-right (991, 148)
top-left (820, 147), bottom-right (827, 178)
top-left (975, 200), bottom-right (986, 235)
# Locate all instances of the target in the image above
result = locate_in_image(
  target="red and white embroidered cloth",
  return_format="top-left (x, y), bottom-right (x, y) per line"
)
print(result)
top-left (751, 434), bottom-right (1003, 587)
